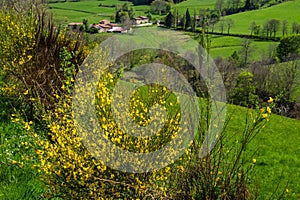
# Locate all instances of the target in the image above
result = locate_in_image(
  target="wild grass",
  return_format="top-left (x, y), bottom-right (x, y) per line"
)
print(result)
top-left (0, 121), bottom-right (46, 199)
top-left (226, 105), bottom-right (300, 199)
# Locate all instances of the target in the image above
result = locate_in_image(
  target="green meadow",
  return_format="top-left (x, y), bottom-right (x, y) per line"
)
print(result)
top-left (227, 106), bottom-right (300, 199)
top-left (47, 0), bottom-right (158, 24)
top-left (218, 0), bottom-right (300, 35)
top-left (210, 36), bottom-right (279, 59)
top-left (48, 0), bottom-right (116, 24)
top-left (173, 0), bottom-right (217, 14)
top-left (46, 0), bottom-right (219, 25)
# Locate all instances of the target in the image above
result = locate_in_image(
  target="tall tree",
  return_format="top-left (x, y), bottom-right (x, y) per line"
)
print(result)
top-left (82, 18), bottom-right (88, 31)
top-left (249, 21), bottom-right (256, 36)
top-left (239, 39), bottom-right (252, 67)
top-left (226, 18), bottom-right (234, 34)
top-left (292, 22), bottom-right (300, 34)
top-left (209, 11), bottom-right (219, 33)
top-left (253, 24), bottom-right (260, 35)
top-left (150, 0), bottom-right (171, 15)
top-left (115, 11), bottom-right (121, 23)
top-left (164, 12), bottom-right (174, 28)
top-left (219, 20), bottom-right (225, 34)
top-left (128, 7), bottom-right (135, 19)
top-left (282, 20), bottom-right (288, 37)
top-left (269, 19), bottom-right (280, 38)
top-left (262, 20), bottom-right (271, 39)
top-left (214, 0), bottom-right (224, 16)
top-left (185, 8), bottom-right (191, 30)
top-left (192, 9), bottom-right (197, 33)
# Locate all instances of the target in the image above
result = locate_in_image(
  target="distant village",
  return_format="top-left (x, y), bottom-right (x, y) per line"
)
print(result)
top-left (67, 16), bottom-right (153, 33)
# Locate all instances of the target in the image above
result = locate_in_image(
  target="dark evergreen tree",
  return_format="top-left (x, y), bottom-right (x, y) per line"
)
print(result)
top-left (185, 8), bottom-right (191, 30)
top-left (244, 0), bottom-right (251, 10)
top-left (165, 12), bottom-right (174, 28)
top-left (115, 11), bottom-right (121, 23)
top-left (82, 18), bottom-right (88, 31)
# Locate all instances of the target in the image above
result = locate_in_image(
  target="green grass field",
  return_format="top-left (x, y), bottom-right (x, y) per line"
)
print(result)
top-left (48, 0), bottom-right (117, 24)
top-left (173, 0), bottom-right (216, 14)
top-left (224, 106), bottom-right (300, 199)
top-left (216, 0), bottom-right (300, 35)
top-left (47, 0), bottom-right (160, 25)
top-left (47, 0), bottom-right (219, 25)
top-left (210, 35), bottom-right (279, 59)
top-left (182, 33), bottom-right (278, 59)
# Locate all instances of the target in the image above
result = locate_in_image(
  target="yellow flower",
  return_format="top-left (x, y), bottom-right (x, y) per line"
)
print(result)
top-left (11, 160), bottom-right (17, 165)
top-left (252, 158), bottom-right (256, 164)
top-left (262, 113), bottom-right (268, 118)
top-left (266, 106), bottom-right (271, 114)
top-left (267, 97), bottom-right (273, 103)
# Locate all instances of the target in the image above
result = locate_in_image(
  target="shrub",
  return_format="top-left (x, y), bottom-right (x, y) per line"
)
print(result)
top-left (277, 34), bottom-right (300, 62)
top-left (230, 70), bottom-right (258, 107)
top-left (0, 7), bottom-right (90, 119)
top-left (34, 49), bottom-right (178, 199)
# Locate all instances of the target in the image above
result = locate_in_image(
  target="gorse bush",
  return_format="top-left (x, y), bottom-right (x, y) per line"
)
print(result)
top-left (0, 6), bottom-right (90, 121)
top-left (34, 51), bottom-right (179, 199)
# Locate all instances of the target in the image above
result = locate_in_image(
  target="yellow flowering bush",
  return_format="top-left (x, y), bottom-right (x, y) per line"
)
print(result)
top-left (0, 10), bottom-right (36, 73)
top-left (0, 7), bottom-right (90, 118)
top-left (34, 59), bottom-right (180, 199)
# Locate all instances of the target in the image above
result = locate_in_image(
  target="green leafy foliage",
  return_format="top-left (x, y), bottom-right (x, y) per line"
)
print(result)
top-left (230, 70), bottom-right (258, 107)
top-left (277, 34), bottom-right (300, 61)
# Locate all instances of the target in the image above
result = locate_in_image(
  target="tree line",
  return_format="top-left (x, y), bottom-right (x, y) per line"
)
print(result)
top-left (121, 0), bottom-right (186, 6)
top-left (250, 20), bottom-right (300, 39)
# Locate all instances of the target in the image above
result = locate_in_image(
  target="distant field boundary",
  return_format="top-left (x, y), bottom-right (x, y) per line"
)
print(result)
top-left (204, 31), bottom-right (281, 42)
top-left (48, 6), bottom-right (98, 14)
top-left (171, 27), bottom-right (281, 42)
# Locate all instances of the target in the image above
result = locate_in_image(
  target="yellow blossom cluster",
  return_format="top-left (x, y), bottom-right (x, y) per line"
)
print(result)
top-left (0, 82), bottom-right (18, 97)
top-left (259, 97), bottom-right (274, 120)
top-left (0, 11), bottom-right (36, 73)
top-left (95, 72), bottom-right (182, 154)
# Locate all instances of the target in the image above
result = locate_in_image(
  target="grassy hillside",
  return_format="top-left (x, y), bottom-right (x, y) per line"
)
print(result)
top-left (209, 35), bottom-right (278, 59)
top-left (218, 0), bottom-right (300, 35)
top-left (227, 105), bottom-right (300, 199)
top-left (47, 0), bottom-right (157, 25)
top-left (47, 0), bottom-right (218, 25)
top-left (48, 0), bottom-right (118, 24)
top-left (173, 0), bottom-right (216, 14)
